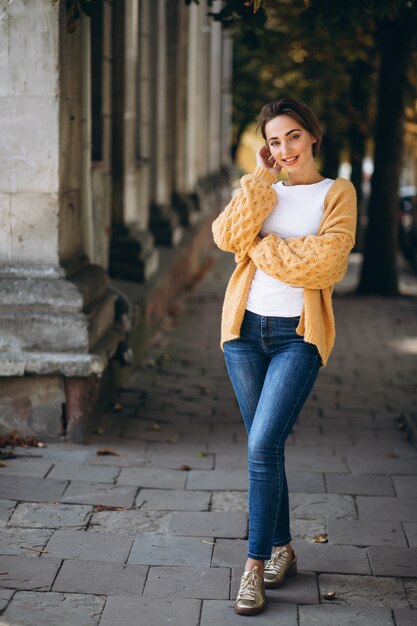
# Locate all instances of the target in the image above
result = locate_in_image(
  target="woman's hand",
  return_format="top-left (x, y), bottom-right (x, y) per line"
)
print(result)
top-left (256, 145), bottom-right (282, 176)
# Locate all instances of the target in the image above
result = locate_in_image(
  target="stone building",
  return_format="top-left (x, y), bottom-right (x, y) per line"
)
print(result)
top-left (0, 0), bottom-right (232, 441)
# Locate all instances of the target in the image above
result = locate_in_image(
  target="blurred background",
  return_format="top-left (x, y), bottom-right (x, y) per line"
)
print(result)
top-left (0, 0), bottom-right (416, 440)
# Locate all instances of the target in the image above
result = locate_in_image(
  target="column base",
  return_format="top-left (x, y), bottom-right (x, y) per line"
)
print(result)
top-left (109, 225), bottom-right (159, 282)
top-left (171, 192), bottom-right (200, 226)
top-left (149, 202), bottom-right (183, 246)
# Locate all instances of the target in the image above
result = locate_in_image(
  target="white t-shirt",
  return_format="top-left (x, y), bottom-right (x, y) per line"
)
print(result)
top-left (246, 178), bottom-right (335, 317)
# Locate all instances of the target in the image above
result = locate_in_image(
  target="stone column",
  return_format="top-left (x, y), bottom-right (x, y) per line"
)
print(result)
top-left (0, 1), bottom-right (121, 441)
top-left (148, 0), bottom-right (183, 247)
top-left (109, 0), bottom-right (159, 282)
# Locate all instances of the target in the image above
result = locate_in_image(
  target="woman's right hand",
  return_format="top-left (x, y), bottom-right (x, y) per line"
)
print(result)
top-left (256, 145), bottom-right (282, 176)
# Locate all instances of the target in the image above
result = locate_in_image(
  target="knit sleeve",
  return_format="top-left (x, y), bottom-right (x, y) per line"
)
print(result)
top-left (247, 180), bottom-right (357, 289)
top-left (212, 167), bottom-right (277, 262)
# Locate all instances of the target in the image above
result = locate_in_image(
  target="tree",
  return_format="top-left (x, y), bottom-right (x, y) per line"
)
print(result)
top-left (358, 5), bottom-right (417, 294)
top-left (216, 0), bottom-right (417, 295)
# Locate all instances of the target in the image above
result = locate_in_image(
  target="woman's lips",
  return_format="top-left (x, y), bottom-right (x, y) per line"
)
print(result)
top-left (282, 156), bottom-right (299, 166)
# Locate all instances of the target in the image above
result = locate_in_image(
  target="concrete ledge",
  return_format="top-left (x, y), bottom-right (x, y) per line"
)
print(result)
top-left (110, 208), bottom-right (218, 370)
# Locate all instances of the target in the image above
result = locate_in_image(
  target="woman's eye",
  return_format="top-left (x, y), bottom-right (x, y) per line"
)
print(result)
top-left (270, 141), bottom-right (279, 147)
top-left (291, 134), bottom-right (300, 140)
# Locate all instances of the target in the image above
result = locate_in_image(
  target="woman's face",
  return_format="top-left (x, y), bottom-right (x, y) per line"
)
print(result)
top-left (264, 114), bottom-right (316, 173)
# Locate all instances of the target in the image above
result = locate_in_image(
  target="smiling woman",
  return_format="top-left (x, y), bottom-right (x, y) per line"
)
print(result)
top-left (212, 96), bottom-right (357, 616)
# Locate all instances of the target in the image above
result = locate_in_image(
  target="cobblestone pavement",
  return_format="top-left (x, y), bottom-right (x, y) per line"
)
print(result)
top-left (1, 249), bottom-right (417, 626)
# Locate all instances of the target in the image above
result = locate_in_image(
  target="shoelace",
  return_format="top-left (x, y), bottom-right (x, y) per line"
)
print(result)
top-left (237, 570), bottom-right (258, 601)
top-left (265, 548), bottom-right (289, 574)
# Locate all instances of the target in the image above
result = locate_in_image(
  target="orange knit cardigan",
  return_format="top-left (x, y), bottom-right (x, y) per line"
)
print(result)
top-left (212, 167), bottom-right (357, 367)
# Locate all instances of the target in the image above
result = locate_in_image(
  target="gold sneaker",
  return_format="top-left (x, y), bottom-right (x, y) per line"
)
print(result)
top-left (264, 547), bottom-right (297, 589)
top-left (234, 566), bottom-right (266, 615)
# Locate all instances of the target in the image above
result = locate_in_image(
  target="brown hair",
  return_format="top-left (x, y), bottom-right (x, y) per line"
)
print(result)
top-left (259, 97), bottom-right (322, 158)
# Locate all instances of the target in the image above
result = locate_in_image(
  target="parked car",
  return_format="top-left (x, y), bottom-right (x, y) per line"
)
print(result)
top-left (398, 186), bottom-right (417, 270)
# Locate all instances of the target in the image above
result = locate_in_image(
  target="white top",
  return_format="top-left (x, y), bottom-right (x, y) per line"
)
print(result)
top-left (246, 178), bottom-right (335, 317)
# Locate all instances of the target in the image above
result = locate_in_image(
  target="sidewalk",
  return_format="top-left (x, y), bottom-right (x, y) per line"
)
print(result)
top-left (1, 249), bottom-right (417, 626)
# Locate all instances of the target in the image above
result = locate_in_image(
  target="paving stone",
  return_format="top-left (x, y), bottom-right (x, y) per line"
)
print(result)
top-left (99, 596), bottom-right (201, 626)
top-left (291, 518), bottom-right (329, 542)
top-left (61, 481), bottom-right (137, 507)
top-left (89, 509), bottom-right (172, 535)
top-left (367, 546), bottom-right (417, 577)
top-left (288, 472), bottom-right (326, 493)
top-left (299, 605), bottom-right (395, 625)
top-left (0, 527), bottom-right (53, 557)
top-left (231, 568), bottom-right (319, 604)
top-left (403, 522), bottom-right (417, 547)
top-left (0, 588), bottom-right (13, 612)
top-left (325, 473), bottom-right (395, 496)
top-left (214, 453), bottom-right (247, 470)
top-left (128, 534), bottom-right (214, 566)
top-left (212, 539), bottom-right (247, 567)
top-left (186, 469), bottom-right (247, 491)
top-left (345, 455), bottom-right (417, 474)
top-left (53, 559), bottom-right (148, 595)
top-left (47, 463), bottom-right (119, 483)
top-left (0, 499), bottom-right (16, 526)
top-left (168, 511), bottom-right (247, 538)
top-left (136, 488), bottom-right (210, 511)
top-left (0, 554), bottom-right (61, 590)
top-left (392, 476), bottom-right (417, 497)
top-left (0, 475), bottom-right (67, 502)
top-left (286, 452), bottom-right (350, 473)
top-left (318, 573), bottom-right (408, 606)
top-left (200, 599), bottom-right (298, 625)
top-left (117, 467), bottom-right (187, 489)
top-left (290, 493), bottom-right (357, 520)
top-left (394, 609), bottom-right (417, 626)
top-left (147, 442), bottom-right (209, 456)
top-left (8, 502), bottom-right (92, 529)
top-left (0, 590), bottom-right (104, 626)
top-left (293, 542), bottom-right (371, 574)
top-left (148, 451), bottom-right (214, 470)
top-left (0, 458), bottom-right (53, 477)
top-left (43, 529), bottom-right (134, 562)
top-left (400, 579), bottom-right (417, 608)
top-left (327, 519), bottom-right (407, 547)
top-left (143, 565), bottom-right (230, 599)
top-left (357, 497), bottom-right (417, 522)
top-left (210, 491), bottom-right (247, 512)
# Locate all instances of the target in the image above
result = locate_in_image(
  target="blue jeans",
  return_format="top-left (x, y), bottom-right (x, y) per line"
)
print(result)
top-left (224, 310), bottom-right (321, 560)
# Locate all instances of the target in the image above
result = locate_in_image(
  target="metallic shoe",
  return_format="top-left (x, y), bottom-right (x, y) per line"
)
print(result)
top-left (234, 566), bottom-right (266, 615)
top-left (264, 547), bottom-right (297, 589)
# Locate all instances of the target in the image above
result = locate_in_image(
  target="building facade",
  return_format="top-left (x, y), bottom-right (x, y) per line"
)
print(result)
top-left (0, 0), bottom-right (232, 441)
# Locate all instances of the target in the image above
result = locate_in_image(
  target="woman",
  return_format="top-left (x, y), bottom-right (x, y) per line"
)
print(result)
top-left (212, 97), bottom-right (357, 616)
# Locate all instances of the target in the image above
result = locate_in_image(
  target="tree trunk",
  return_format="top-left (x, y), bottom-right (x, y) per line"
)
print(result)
top-left (349, 59), bottom-right (373, 254)
top-left (358, 15), bottom-right (414, 295)
top-left (321, 116), bottom-right (341, 180)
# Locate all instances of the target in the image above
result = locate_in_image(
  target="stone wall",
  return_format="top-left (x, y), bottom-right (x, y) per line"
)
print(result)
top-left (0, 0), bottom-right (233, 442)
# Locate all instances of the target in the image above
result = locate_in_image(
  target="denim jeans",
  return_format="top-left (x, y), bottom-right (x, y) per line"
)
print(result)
top-left (224, 310), bottom-right (321, 560)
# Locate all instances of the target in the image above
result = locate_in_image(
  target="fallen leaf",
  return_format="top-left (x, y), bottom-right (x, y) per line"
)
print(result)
top-left (94, 427), bottom-right (105, 435)
top-left (179, 464), bottom-right (191, 471)
top-left (312, 533), bottom-right (328, 543)
top-left (96, 449), bottom-right (120, 456)
top-left (0, 430), bottom-right (46, 448)
top-left (113, 403), bottom-right (123, 411)
top-left (321, 591), bottom-right (336, 600)
top-left (201, 540), bottom-right (216, 545)
top-left (20, 545), bottom-right (48, 554)
top-left (94, 505), bottom-right (131, 512)
top-left (0, 461), bottom-right (7, 467)
top-left (197, 451), bottom-right (207, 457)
